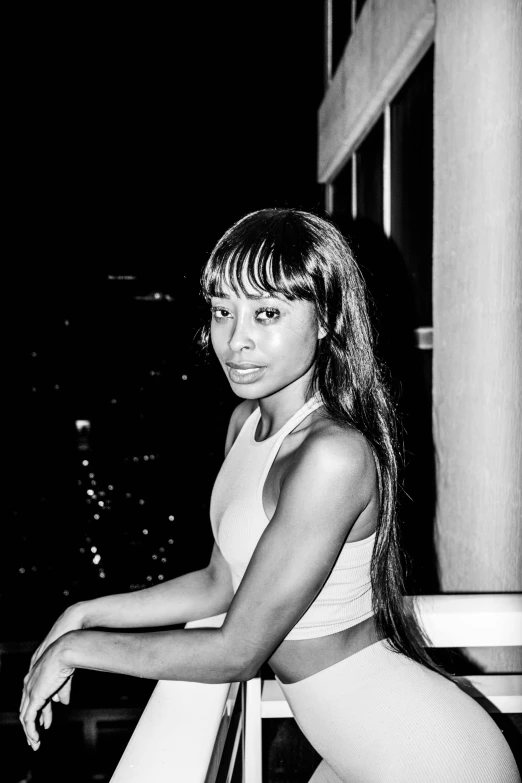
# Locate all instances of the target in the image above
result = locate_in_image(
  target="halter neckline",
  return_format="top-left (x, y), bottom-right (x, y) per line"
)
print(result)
top-left (250, 394), bottom-right (323, 445)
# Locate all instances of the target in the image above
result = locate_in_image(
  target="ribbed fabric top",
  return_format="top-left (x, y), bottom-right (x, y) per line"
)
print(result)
top-left (210, 396), bottom-right (375, 640)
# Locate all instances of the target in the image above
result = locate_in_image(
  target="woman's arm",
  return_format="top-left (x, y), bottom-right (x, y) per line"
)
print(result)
top-left (20, 425), bottom-right (375, 749)
top-left (27, 542), bottom-right (234, 703)
top-left (79, 542), bottom-right (234, 630)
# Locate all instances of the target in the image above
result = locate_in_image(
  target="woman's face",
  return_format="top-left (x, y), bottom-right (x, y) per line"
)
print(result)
top-left (210, 278), bottom-right (323, 400)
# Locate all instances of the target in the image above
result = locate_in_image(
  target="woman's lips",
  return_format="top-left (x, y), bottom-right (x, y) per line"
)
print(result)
top-left (226, 363), bottom-right (267, 384)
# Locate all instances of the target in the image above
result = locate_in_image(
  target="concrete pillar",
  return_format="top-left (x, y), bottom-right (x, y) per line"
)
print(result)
top-left (433, 0), bottom-right (522, 670)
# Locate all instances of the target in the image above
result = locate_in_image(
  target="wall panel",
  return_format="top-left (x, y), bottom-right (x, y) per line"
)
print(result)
top-left (433, 0), bottom-right (522, 671)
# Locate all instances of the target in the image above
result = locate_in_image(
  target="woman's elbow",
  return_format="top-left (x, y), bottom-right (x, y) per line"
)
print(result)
top-left (235, 662), bottom-right (260, 682)
top-left (225, 646), bottom-right (263, 682)
top-left (227, 665), bottom-right (258, 683)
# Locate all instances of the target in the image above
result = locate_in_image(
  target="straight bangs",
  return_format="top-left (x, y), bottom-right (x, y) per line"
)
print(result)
top-left (202, 216), bottom-right (318, 303)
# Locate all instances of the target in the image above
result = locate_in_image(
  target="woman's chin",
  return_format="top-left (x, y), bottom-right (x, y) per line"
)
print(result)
top-left (230, 382), bottom-right (264, 399)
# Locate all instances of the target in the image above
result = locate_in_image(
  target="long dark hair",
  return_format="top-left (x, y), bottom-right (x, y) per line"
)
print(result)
top-left (201, 207), bottom-right (444, 674)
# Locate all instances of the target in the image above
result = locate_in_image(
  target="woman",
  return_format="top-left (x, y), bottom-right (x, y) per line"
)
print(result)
top-left (20, 209), bottom-right (519, 781)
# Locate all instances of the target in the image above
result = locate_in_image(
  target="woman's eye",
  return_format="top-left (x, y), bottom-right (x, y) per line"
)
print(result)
top-left (256, 308), bottom-right (280, 322)
top-left (211, 307), bottom-right (232, 320)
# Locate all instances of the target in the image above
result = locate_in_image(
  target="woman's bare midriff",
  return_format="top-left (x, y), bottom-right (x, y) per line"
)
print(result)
top-left (268, 615), bottom-right (385, 685)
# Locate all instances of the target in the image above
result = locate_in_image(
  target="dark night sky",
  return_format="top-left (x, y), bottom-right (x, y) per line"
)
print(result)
top-left (4, 3), bottom-right (325, 635)
top-left (8, 3), bottom-right (325, 277)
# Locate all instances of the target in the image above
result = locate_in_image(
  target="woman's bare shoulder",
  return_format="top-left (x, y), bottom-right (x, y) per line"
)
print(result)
top-left (224, 399), bottom-right (258, 456)
top-left (294, 413), bottom-right (377, 492)
top-left (275, 414), bottom-right (378, 539)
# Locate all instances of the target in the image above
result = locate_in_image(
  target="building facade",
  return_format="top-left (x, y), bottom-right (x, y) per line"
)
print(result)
top-left (320, 0), bottom-right (522, 672)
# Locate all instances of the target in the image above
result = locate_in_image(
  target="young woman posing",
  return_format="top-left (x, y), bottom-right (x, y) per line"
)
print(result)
top-left (21, 210), bottom-right (519, 781)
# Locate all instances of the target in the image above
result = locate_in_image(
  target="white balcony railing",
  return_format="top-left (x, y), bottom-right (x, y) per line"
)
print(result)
top-left (110, 595), bottom-right (522, 783)
top-left (110, 613), bottom-right (237, 783)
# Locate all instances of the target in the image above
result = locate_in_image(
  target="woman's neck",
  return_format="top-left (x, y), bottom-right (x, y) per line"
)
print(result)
top-left (256, 368), bottom-right (315, 440)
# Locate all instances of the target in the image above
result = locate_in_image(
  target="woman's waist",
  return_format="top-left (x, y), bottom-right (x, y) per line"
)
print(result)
top-left (269, 615), bottom-right (384, 685)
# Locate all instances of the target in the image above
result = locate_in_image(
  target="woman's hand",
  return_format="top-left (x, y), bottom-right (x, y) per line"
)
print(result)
top-left (29, 603), bottom-right (86, 706)
top-left (20, 637), bottom-right (75, 750)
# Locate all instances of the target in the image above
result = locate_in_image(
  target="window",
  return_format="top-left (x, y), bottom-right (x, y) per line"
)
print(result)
top-left (391, 46), bottom-right (434, 328)
top-left (355, 114), bottom-right (384, 228)
top-left (331, 156), bottom-right (352, 222)
top-left (328, 47), bottom-right (437, 591)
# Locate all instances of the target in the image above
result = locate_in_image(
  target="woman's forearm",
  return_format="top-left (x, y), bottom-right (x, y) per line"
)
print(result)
top-left (78, 567), bottom-right (233, 631)
top-left (60, 626), bottom-right (249, 684)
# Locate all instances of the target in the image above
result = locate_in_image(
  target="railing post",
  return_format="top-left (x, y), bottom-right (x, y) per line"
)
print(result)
top-left (242, 677), bottom-right (262, 783)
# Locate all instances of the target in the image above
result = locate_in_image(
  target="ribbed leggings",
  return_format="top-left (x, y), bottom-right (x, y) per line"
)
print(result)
top-left (276, 640), bottom-right (520, 782)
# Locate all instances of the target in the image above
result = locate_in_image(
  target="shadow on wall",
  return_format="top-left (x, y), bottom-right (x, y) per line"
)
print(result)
top-left (336, 217), bottom-right (439, 595)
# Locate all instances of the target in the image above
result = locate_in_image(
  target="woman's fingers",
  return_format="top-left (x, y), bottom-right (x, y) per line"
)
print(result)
top-left (19, 641), bottom-right (75, 750)
top-left (19, 673), bottom-right (31, 714)
top-left (42, 701), bottom-right (53, 730)
top-left (24, 645), bottom-right (45, 710)
top-left (19, 693), bottom-right (27, 723)
top-left (20, 694), bottom-right (42, 749)
top-left (58, 677), bottom-right (72, 705)
top-left (52, 678), bottom-right (71, 705)
top-left (20, 688), bottom-right (58, 748)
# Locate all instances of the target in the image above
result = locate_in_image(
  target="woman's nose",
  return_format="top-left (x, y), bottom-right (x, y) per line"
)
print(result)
top-left (228, 315), bottom-right (255, 352)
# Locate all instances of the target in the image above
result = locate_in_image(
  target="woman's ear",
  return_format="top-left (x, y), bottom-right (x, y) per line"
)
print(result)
top-left (317, 324), bottom-right (327, 340)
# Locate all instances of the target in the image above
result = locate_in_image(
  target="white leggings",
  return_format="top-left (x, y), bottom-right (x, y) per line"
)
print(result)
top-left (276, 640), bottom-right (520, 782)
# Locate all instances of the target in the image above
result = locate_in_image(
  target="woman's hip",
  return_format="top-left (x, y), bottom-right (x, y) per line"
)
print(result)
top-left (275, 640), bottom-right (520, 782)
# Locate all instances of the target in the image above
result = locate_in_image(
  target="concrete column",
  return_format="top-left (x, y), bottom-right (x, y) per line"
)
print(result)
top-left (433, 0), bottom-right (522, 670)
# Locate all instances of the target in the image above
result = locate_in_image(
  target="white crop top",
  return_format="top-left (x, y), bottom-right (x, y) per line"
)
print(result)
top-left (210, 396), bottom-right (375, 640)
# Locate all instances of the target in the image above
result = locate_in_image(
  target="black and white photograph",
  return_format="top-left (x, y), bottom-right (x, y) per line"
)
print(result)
top-left (3, 1), bottom-right (521, 781)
